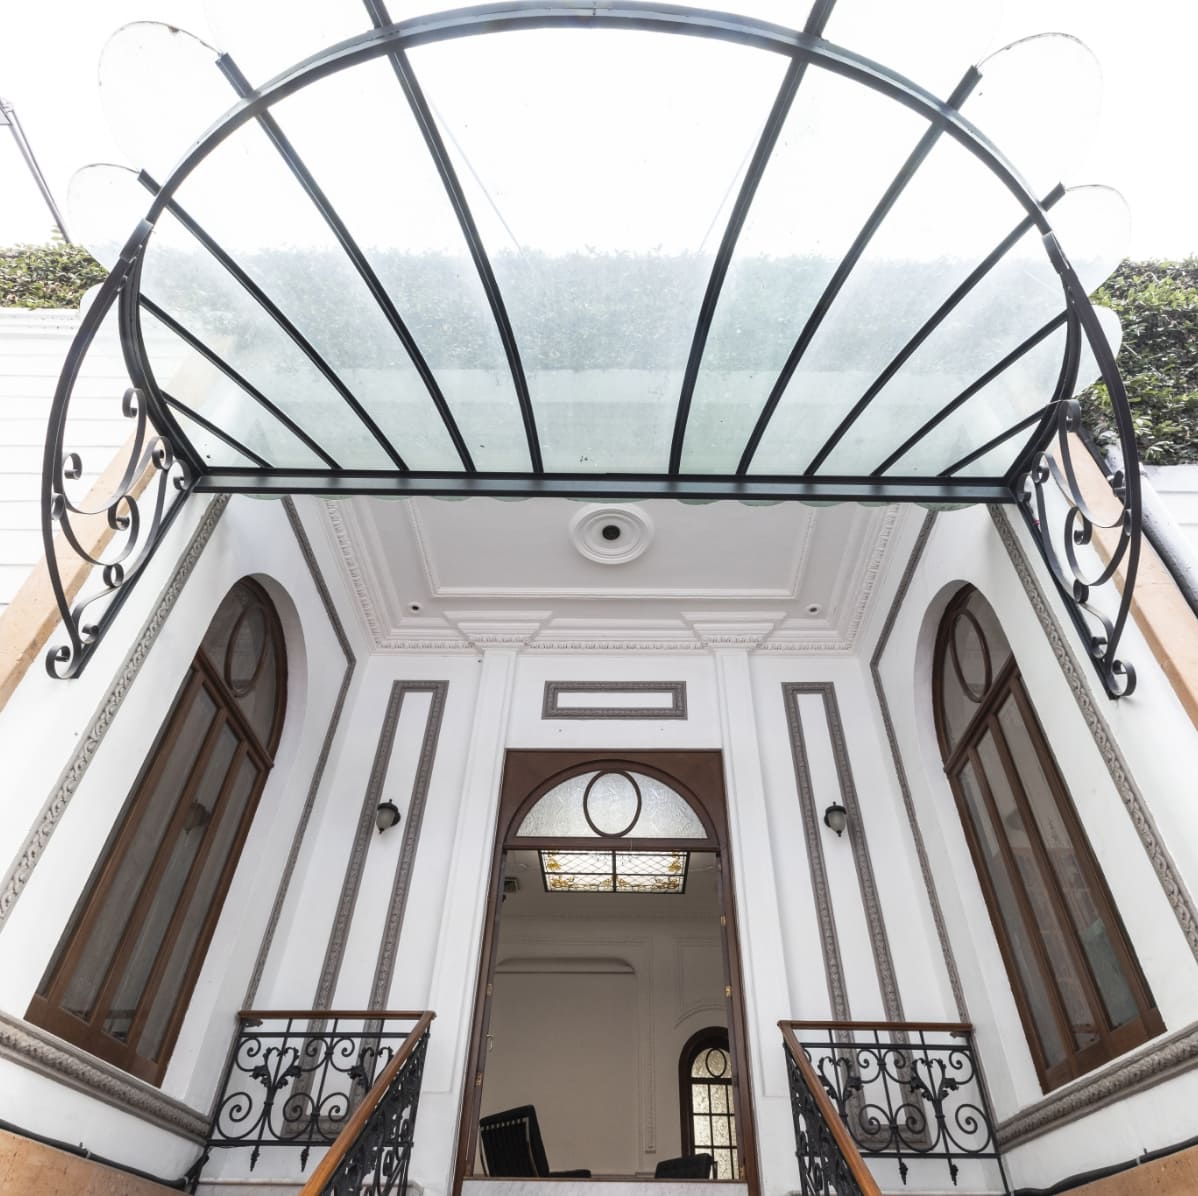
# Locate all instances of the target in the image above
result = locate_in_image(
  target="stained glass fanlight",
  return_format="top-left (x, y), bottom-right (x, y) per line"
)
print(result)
top-left (518, 769), bottom-right (707, 894)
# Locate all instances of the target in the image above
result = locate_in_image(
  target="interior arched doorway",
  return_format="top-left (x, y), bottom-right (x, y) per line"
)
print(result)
top-left (453, 749), bottom-right (757, 1194)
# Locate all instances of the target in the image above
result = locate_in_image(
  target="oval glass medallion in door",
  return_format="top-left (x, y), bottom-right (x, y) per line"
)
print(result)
top-left (456, 750), bottom-right (757, 1194)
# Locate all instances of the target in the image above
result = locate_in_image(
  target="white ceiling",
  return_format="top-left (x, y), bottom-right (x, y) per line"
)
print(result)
top-left (319, 495), bottom-right (907, 653)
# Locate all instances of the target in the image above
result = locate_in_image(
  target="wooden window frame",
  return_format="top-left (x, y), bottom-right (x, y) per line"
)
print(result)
top-left (27, 580), bottom-right (286, 1086)
top-left (934, 586), bottom-right (1162, 1093)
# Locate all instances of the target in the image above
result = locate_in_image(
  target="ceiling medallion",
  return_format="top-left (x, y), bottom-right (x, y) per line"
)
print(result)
top-left (569, 504), bottom-right (654, 565)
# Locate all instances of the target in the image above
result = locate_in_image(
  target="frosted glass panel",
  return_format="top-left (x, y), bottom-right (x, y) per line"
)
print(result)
top-left (517, 770), bottom-right (706, 839)
top-left (65, 5), bottom-right (1127, 494)
top-left (412, 28), bottom-right (787, 473)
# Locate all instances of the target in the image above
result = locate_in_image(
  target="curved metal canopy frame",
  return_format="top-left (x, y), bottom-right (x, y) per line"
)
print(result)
top-left (41, 0), bottom-right (1142, 698)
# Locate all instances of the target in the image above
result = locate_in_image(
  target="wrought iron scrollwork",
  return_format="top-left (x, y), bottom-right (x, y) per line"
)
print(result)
top-left (318, 1028), bottom-right (430, 1196)
top-left (783, 1038), bottom-right (877, 1196)
top-left (41, 222), bottom-right (197, 680)
top-left (1016, 239), bottom-right (1143, 699)
top-left (204, 1013), bottom-right (418, 1174)
top-left (786, 1022), bottom-right (1009, 1194)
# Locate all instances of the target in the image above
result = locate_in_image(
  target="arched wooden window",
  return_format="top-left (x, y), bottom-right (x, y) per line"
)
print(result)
top-left (934, 585), bottom-right (1162, 1091)
top-left (27, 580), bottom-right (286, 1085)
top-left (679, 1028), bottom-right (736, 1179)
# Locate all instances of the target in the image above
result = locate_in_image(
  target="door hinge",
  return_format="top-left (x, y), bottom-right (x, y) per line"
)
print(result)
top-left (475, 1072), bottom-right (483, 1088)
top-left (719, 914), bottom-right (726, 927)
top-left (486, 983), bottom-right (493, 997)
top-left (724, 985), bottom-right (732, 999)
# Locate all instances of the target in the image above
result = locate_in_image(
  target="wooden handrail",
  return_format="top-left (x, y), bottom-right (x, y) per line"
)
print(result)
top-left (781, 1018), bottom-right (973, 1035)
top-left (239, 1008), bottom-right (430, 1020)
top-left (778, 1022), bottom-right (883, 1196)
top-left (299, 1010), bottom-right (435, 1196)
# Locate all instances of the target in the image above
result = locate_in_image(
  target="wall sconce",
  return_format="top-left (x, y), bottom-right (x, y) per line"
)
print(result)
top-left (376, 800), bottom-right (401, 834)
top-left (823, 801), bottom-right (847, 837)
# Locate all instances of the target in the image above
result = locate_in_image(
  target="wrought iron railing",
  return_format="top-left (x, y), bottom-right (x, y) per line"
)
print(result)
top-left (200, 1009), bottom-right (432, 1179)
top-left (781, 1020), bottom-right (1009, 1193)
top-left (299, 1010), bottom-right (433, 1196)
top-left (780, 1022), bottom-right (882, 1196)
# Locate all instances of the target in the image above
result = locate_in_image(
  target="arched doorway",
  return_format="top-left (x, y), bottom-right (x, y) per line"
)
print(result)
top-left (454, 750), bottom-right (756, 1193)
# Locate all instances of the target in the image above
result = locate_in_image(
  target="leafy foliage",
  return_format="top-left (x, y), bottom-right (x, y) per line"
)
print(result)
top-left (0, 242), bottom-right (107, 309)
top-left (1084, 259), bottom-right (1198, 465)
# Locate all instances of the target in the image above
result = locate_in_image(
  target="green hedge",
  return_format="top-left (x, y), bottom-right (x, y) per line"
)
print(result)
top-left (3, 242), bottom-right (1196, 464)
top-left (0, 242), bottom-right (107, 309)
top-left (1081, 259), bottom-right (1198, 465)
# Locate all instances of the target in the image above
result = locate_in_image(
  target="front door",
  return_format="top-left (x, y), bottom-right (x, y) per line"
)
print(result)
top-left (453, 750), bottom-right (758, 1195)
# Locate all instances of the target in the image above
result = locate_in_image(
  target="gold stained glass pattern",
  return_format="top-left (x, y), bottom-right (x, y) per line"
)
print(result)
top-left (539, 849), bottom-right (688, 893)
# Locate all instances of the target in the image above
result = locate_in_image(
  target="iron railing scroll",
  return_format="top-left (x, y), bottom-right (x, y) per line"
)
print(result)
top-left (299, 1010), bottom-right (434, 1196)
top-left (40, 222), bottom-right (198, 680)
top-left (782, 1020), bottom-right (1009, 1194)
top-left (199, 1009), bottom-right (433, 1186)
top-left (1013, 240), bottom-right (1143, 700)
top-left (780, 1022), bottom-right (883, 1196)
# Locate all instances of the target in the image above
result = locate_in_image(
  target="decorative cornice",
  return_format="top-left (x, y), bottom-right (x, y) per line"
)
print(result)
top-left (326, 498), bottom-right (903, 655)
top-left (843, 505), bottom-right (902, 646)
top-left (0, 496), bottom-right (230, 926)
top-left (997, 1020), bottom-right (1198, 1148)
top-left (323, 499), bottom-right (385, 645)
top-left (0, 1010), bottom-right (208, 1141)
top-left (989, 505), bottom-right (1198, 963)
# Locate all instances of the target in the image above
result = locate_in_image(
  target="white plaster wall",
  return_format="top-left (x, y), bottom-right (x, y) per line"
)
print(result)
top-left (481, 909), bottom-right (727, 1177)
top-left (873, 502), bottom-right (1198, 1188)
top-left (13, 491), bottom-right (1196, 1195)
top-left (0, 494), bottom-right (347, 1179)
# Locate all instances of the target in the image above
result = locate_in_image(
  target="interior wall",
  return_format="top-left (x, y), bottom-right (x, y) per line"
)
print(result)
top-left (480, 894), bottom-right (727, 1178)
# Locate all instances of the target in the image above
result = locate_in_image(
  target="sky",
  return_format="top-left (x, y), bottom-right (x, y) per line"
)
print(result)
top-left (1, 0), bottom-right (1195, 259)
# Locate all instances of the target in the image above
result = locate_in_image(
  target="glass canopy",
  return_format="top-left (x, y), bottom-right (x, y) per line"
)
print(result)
top-left (42, 1), bottom-right (1146, 695)
top-left (64, 0), bottom-right (1126, 503)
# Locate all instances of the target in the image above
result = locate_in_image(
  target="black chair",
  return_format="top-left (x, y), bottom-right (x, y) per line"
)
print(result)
top-left (478, 1105), bottom-right (591, 1178)
top-left (654, 1154), bottom-right (716, 1179)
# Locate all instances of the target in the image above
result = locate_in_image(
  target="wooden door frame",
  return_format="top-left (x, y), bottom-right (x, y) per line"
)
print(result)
top-left (451, 748), bottom-right (760, 1195)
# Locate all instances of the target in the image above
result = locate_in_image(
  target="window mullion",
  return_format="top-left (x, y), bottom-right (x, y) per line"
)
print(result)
top-left (88, 704), bottom-right (231, 1034)
top-left (196, 651), bottom-right (275, 765)
top-left (42, 667), bottom-right (207, 1008)
top-left (126, 738), bottom-right (251, 1055)
top-left (964, 743), bottom-right (1079, 1064)
top-left (986, 704), bottom-right (1110, 1035)
top-left (1008, 677), bottom-right (1158, 1021)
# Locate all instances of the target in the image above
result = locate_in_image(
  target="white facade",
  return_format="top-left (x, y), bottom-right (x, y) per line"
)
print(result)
top-left (3, 408), bottom-right (1198, 1195)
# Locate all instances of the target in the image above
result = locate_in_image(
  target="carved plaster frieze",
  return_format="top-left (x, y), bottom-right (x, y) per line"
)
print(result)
top-left (997, 1020), bottom-right (1198, 1147)
top-left (782, 684), bottom-right (850, 1021)
top-left (0, 1009), bottom-right (208, 1141)
top-left (369, 682), bottom-right (448, 1009)
top-left (0, 496), bottom-right (230, 926)
top-left (324, 496), bottom-right (904, 655)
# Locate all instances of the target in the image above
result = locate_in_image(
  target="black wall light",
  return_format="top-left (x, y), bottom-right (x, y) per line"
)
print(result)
top-left (376, 800), bottom-right (401, 834)
top-left (823, 802), bottom-right (847, 837)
